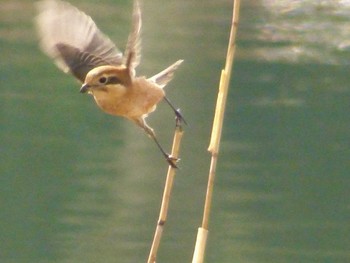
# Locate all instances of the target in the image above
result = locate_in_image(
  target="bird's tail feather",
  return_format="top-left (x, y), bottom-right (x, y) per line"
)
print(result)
top-left (148, 60), bottom-right (183, 88)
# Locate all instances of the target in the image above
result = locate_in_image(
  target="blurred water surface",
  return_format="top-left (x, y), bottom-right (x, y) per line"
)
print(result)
top-left (1, 0), bottom-right (349, 262)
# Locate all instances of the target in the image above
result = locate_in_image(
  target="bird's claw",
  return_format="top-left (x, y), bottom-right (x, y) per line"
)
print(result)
top-left (175, 108), bottom-right (187, 127)
top-left (165, 154), bottom-right (179, 169)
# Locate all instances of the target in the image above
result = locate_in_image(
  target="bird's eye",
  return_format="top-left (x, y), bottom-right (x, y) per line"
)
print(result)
top-left (99, 77), bottom-right (107, 84)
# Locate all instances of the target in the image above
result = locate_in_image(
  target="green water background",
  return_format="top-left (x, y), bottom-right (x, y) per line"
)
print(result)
top-left (1, 0), bottom-right (349, 262)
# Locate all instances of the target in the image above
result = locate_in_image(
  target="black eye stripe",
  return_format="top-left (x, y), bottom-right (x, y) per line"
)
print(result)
top-left (107, 76), bottom-right (121, 85)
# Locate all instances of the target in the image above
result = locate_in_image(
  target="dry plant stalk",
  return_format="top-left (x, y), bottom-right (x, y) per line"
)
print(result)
top-left (147, 122), bottom-right (184, 263)
top-left (192, 0), bottom-right (241, 262)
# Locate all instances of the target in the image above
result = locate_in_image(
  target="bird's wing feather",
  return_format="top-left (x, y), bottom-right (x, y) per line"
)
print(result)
top-left (55, 43), bottom-right (112, 82)
top-left (149, 60), bottom-right (184, 88)
top-left (35, 0), bottom-right (123, 83)
top-left (123, 0), bottom-right (142, 76)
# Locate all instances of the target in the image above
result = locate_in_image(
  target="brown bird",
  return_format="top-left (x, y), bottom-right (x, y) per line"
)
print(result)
top-left (35, 0), bottom-right (184, 167)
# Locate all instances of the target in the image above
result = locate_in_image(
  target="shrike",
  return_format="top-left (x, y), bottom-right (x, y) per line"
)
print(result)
top-left (35, 0), bottom-right (184, 167)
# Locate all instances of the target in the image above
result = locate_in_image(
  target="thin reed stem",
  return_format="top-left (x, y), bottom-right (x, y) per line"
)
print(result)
top-left (192, 0), bottom-right (241, 262)
top-left (147, 123), bottom-right (184, 263)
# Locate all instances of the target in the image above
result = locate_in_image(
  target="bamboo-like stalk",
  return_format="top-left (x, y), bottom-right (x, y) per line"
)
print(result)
top-left (147, 121), bottom-right (184, 263)
top-left (192, 0), bottom-right (241, 262)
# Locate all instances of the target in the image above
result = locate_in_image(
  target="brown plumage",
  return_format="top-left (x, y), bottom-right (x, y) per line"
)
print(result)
top-left (35, 0), bottom-right (184, 167)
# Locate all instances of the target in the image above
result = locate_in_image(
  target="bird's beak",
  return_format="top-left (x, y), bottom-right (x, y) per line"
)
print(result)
top-left (80, 83), bottom-right (90, 93)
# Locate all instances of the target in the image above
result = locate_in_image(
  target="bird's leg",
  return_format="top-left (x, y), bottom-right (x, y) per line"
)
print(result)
top-left (163, 96), bottom-right (187, 127)
top-left (135, 118), bottom-right (178, 168)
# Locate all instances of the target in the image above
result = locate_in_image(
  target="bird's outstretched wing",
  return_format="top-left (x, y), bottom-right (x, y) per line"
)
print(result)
top-left (124, 0), bottom-right (142, 76)
top-left (35, 0), bottom-right (123, 82)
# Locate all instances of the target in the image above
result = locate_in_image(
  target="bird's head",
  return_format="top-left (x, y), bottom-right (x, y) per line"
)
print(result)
top-left (80, 65), bottom-right (132, 94)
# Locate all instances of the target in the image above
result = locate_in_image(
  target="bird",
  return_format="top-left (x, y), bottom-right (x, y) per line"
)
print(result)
top-left (35, 0), bottom-right (184, 168)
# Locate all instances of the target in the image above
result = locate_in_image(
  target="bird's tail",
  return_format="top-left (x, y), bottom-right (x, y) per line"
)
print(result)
top-left (148, 60), bottom-right (183, 88)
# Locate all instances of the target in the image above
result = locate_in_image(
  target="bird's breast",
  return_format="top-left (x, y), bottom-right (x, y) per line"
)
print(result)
top-left (91, 78), bottom-right (165, 119)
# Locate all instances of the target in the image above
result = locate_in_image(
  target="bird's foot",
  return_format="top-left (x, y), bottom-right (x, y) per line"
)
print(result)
top-left (165, 154), bottom-right (179, 169)
top-left (174, 108), bottom-right (187, 127)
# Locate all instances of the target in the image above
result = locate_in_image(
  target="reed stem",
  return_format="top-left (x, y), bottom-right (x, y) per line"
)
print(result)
top-left (147, 122), bottom-right (184, 263)
top-left (192, 0), bottom-right (241, 262)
